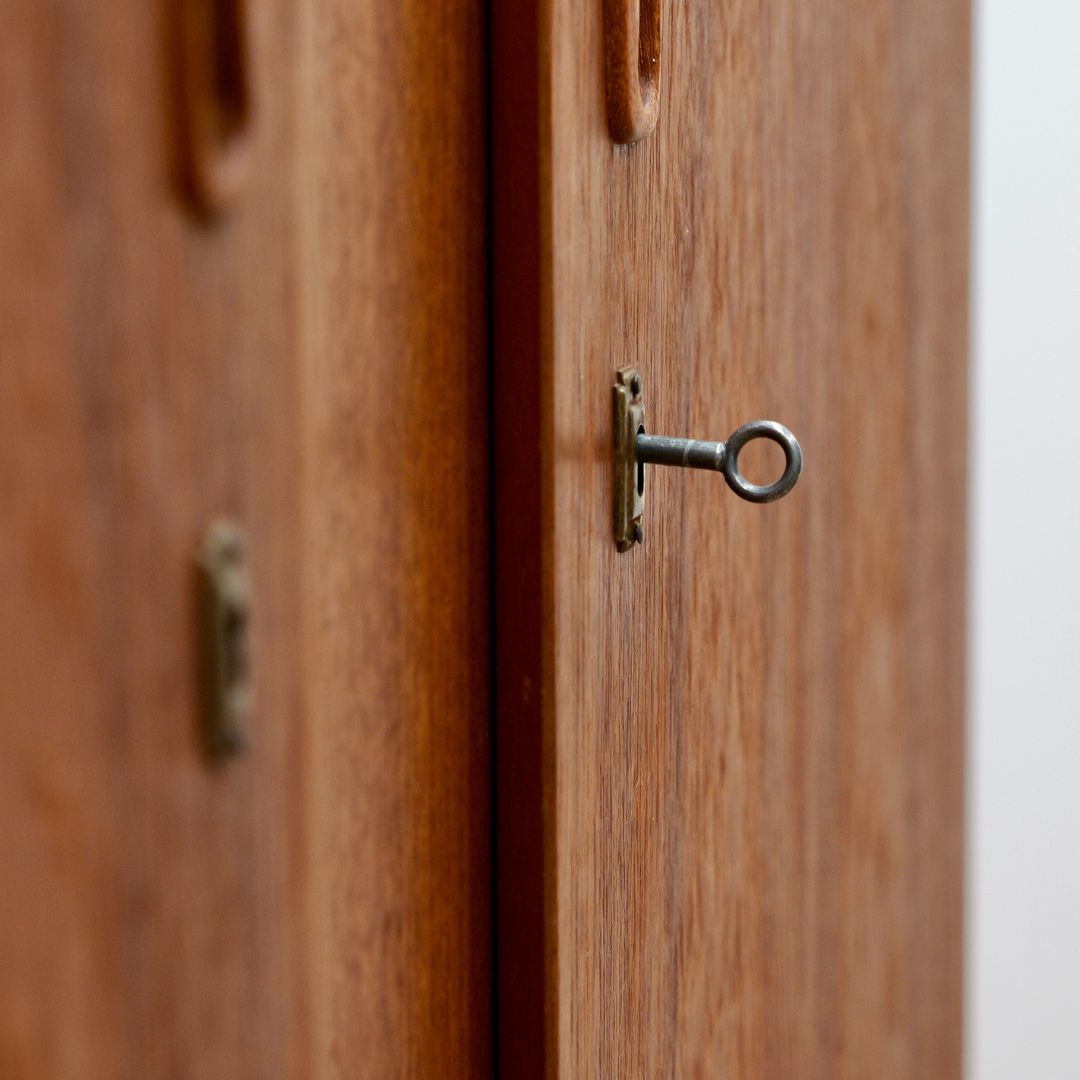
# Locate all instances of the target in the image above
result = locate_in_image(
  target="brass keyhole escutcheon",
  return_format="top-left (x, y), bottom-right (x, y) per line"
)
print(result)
top-left (199, 520), bottom-right (252, 759)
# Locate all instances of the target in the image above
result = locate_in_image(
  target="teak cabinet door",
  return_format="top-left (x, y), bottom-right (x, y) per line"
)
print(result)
top-left (492, 0), bottom-right (969, 1078)
top-left (0, 0), bottom-right (490, 1076)
top-left (1, 0), bottom-right (967, 1073)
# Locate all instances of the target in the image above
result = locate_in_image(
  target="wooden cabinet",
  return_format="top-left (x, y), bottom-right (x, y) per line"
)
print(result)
top-left (0, 0), bottom-right (967, 1076)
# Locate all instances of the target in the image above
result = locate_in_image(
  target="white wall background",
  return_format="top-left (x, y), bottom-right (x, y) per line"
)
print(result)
top-left (969, 1), bottom-right (1080, 1076)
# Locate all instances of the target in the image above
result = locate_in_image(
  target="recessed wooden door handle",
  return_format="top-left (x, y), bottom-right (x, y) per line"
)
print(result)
top-left (603, 0), bottom-right (662, 143)
top-left (179, 0), bottom-right (253, 215)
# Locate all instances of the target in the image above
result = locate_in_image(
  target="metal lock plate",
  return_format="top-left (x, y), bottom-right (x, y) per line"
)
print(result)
top-left (200, 520), bottom-right (252, 759)
top-left (613, 367), bottom-right (645, 551)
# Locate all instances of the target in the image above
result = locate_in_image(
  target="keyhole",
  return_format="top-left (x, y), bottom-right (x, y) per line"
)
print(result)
top-left (637, 425), bottom-right (645, 496)
top-left (222, 602), bottom-right (248, 688)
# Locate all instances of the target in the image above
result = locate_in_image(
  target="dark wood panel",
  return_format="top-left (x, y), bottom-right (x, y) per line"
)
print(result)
top-left (493, 0), bottom-right (969, 1075)
top-left (0, 0), bottom-right (491, 1075)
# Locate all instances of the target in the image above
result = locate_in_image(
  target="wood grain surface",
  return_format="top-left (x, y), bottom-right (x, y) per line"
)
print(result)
top-left (493, 0), bottom-right (970, 1077)
top-left (0, 0), bottom-right (490, 1076)
top-left (297, 0), bottom-right (492, 1074)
